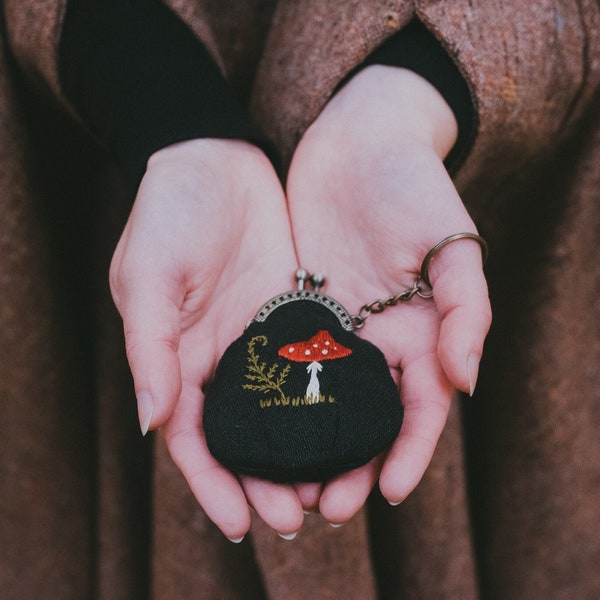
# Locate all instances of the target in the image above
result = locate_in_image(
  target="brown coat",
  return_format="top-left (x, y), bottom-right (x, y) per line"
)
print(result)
top-left (1, 1), bottom-right (599, 598)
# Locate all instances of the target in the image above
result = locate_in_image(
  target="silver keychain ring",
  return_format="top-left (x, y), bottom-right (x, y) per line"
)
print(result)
top-left (419, 232), bottom-right (489, 289)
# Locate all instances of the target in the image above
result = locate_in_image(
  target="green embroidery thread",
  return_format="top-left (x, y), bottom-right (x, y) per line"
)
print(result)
top-left (259, 394), bottom-right (336, 409)
top-left (242, 336), bottom-right (290, 404)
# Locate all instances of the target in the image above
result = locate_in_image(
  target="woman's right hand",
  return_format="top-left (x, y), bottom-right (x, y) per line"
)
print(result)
top-left (110, 138), bottom-right (305, 541)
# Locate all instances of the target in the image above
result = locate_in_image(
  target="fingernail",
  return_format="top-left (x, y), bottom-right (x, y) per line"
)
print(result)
top-left (303, 510), bottom-right (313, 515)
top-left (137, 391), bottom-right (154, 436)
top-left (388, 500), bottom-right (401, 507)
top-left (467, 354), bottom-right (480, 397)
top-left (278, 531), bottom-right (297, 540)
top-left (227, 536), bottom-right (245, 544)
top-left (329, 522), bottom-right (345, 528)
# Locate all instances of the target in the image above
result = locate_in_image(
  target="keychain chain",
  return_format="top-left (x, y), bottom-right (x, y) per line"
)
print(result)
top-left (295, 269), bottom-right (432, 331)
top-left (294, 232), bottom-right (489, 331)
top-left (351, 277), bottom-right (432, 329)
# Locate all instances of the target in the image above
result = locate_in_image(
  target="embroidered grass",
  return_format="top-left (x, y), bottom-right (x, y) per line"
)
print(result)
top-left (259, 394), bottom-right (335, 409)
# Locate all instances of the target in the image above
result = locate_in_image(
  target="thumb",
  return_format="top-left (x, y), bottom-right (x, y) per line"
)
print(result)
top-left (113, 272), bottom-right (183, 435)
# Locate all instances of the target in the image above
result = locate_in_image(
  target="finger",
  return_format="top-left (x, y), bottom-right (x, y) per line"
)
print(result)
top-left (240, 477), bottom-right (304, 539)
top-left (293, 482), bottom-right (323, 513)
top-left (163, 383), bottom-right (251, 541)
top-left (427, 238), bottom-right (492, 395)
top-left (319, 455), bottom-right (383, 526)
top-left (114, 266), bottom-right (184, 434)
top-left (379, 353), bottom-right (453, 504)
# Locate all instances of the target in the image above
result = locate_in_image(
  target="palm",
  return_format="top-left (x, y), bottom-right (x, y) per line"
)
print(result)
top-left (171, 201), bottom-right (298, 384)
top-left (165, 204), bottom-right (304, 540)
top-left (288, 138), bottom-right (471, 362)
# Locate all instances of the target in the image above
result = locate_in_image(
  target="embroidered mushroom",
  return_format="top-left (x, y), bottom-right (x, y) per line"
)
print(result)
top-left (278, 330), bottom-right (352, 404)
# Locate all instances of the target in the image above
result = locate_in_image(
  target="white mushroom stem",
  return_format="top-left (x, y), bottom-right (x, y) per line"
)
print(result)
top-left (305, 361), bottom-right (323, 404)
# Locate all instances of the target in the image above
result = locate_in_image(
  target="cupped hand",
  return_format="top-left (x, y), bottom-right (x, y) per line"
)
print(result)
top-left (110, 139), bottom-right (304, 540)
top-left (286, 66), bottom-right (491, 524)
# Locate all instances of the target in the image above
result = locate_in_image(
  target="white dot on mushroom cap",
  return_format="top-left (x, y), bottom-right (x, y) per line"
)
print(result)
top-left (325, 341), bottom-right (330, 345)
top-left (305, 350), bottom-right (311, 356)
top-left (288, 347), bottom-right (294, 353)
top-left (334, 346), bottom-right (338, 350)
top-left (322, 349), bottom-right (328, 355)
top-left (313, 343), bottom-right (318, 348)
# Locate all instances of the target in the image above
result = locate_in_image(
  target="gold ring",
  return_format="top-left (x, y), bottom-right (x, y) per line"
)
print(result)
top-left (420, 232), bottom-right (488, 289)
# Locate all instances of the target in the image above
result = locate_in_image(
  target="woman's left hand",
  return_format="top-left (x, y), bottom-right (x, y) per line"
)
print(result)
top-left (287, 66), bottom-right (491, 523)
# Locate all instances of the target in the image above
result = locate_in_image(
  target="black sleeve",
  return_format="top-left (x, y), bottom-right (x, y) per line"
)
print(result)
top-left (59, 4), bottom-right (473, 189)
top-left (58, 0), bottom-right (278, 190)
top-left (343, 19), bottom-right (475, 173)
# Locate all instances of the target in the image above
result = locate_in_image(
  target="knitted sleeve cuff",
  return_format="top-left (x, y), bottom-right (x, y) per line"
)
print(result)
top-left (58, 0), bottom-right (278, 189)
top-left (343, 18), bottom-right (475, 173)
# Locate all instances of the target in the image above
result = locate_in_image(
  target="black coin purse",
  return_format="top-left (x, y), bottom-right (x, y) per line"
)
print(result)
top-left (203, 276), bottom-right (404, 483)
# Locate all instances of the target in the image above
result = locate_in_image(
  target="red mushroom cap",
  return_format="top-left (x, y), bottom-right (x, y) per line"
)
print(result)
top-left (278, 330), bottom-right (352, 363)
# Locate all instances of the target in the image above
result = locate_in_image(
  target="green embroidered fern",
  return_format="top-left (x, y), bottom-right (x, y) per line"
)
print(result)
top-left (242, 335), bottom-right (290, 403)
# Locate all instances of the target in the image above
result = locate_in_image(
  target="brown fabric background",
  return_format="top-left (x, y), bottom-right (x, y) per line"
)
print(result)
top-left (1, 1), bottom-right (600, 598)
top-left (2, 0), bottom-right (66, 94)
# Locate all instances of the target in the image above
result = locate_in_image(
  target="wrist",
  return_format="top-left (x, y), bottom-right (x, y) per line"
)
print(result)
top-left (376, 66), bottom-right (458, 158)
top-left (144, 138), bottom-right (275, 202)
top-left (137, 138), bottom-right (284, 230)
top-left (314, 65), bottom-right (458, 160)
top-left (147, 138), bottom-right (267, 172)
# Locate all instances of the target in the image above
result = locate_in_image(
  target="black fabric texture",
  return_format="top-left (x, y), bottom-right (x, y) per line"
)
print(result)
top-left (58, 0), bottom-right (278, 190)
top-left (339, 18), bottom-right (475, 173)
top-left (203, 297), bottom-right (403, 482)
